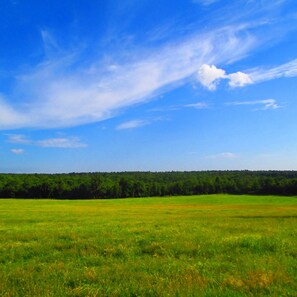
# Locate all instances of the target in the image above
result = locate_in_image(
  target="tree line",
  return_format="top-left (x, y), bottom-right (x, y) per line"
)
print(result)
top-left (0, 171), bottom-right (297, 199)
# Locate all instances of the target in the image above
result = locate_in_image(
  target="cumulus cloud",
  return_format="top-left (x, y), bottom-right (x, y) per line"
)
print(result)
top-left (197, 64), bottom-right (252, 89)
top-left (197, 64), bottom-right (226, 90)
top-left (227, 99), bottom-right (281, 110)
top-left (198, 58), bottom-right (297, 90)
top-left (228, 71), bottom-right (253, 87)
top-left (10, 148), bottom-right (25, 155)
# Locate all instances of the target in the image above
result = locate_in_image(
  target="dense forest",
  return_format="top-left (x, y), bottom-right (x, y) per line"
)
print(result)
top-left (1, 171), bottom-right (297, 199)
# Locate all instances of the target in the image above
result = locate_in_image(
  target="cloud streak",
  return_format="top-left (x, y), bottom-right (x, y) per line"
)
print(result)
top-left (193, 0), bottom-right (220, 6)
top-left (7, 134), bottom-right (87, 148)
top-left (248, 59), bottom-right (297, 83)
top-left (116, 119), bottom-right (150, 130)
top-left (185, 102), bottom-right (209, 109)
top-left (227, 99), bottom-right (281, 110)
top-left (36, 137), bottom-right (87, 148)
top-left (206, 152), bottom-right (238, 159)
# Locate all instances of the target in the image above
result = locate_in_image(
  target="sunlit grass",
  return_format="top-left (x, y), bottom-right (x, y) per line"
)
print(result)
top-left (0, 195), bottom-right (296, 296)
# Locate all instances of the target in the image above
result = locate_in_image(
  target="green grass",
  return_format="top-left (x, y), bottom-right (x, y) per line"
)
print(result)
top-left (0, 195), bottom-right (296, 296)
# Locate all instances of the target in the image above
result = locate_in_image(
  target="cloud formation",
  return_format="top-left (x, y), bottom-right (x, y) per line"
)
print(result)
top-left (197, 58), bottom-right (297, 90)
top-left (0, 24), bottom-right (257, 130)
top-left (228, 71), bottom-right (253, 87)
top-left (206, 152), bottom-right (238, 159)
top-left (185, 102), bottom-right (209, 109)
top-left (248, 59), bottom-right (297, 83)
top-left (0, 0), bottom-right (294, 131)
top-left (7, 134), bottom-right (32, 144)
top-left (116, 120), bottom-right (150, 130)
top-left (227, 99), bottom-right (281, 110)
top-left (193, 0), bottom-right (220, 6)
top-left (197, 64), bottom-right (226, 90)
top-left (10, 148), bottom-right (25, 155)
top-left (197, 64), bottom-right (253, 90)
top-left (7, 134), bottom-right (87, 148)
top-left (36, 137), bottom-right (87, 148)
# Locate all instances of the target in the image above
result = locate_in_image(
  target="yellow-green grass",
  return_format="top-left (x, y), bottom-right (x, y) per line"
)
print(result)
top-left (0, 195), bottom-right (296, 296)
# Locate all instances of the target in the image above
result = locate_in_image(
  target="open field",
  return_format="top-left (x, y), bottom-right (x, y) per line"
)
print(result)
top-left (0, 195), bottom-right (296, 296)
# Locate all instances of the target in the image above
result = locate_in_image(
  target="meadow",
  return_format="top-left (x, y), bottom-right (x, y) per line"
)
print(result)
top-left (0, 195), bottom-right (296, 296)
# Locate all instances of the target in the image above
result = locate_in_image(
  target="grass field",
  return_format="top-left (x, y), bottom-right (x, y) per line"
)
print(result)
top-left (0, 195), bottom-right (296, 296)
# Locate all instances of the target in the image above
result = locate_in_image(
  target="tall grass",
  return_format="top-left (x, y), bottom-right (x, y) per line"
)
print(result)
top-left (0, 195), bottom-right (296, 296)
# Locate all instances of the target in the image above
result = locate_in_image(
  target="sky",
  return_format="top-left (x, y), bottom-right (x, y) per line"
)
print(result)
top-left (1, 0), bottom-right (297, 173)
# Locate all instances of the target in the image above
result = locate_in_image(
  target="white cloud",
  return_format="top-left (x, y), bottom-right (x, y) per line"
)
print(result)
top-left (0, 96), bottom-right (28, 129)
top-left (7, 134), bottom-right (31, 144)
top-left (148, 105), bottom-right (181, 112)
top-left (148, 102), bottom-right (208, 112)
top-left (197, 64), bottom-right (253, 89)
top-left (40, 29), bottom-right (60, 56)
top-left (185, 102), bottom-right (208, 109)
top-left (10, 148), bottom-right (25, 155)
top-left (206, 152), bottom-right (238, 159)
top-left (0, 24), bottom-right (257, 130)
top-left (197, 64), bottom-right (226, 90)
top-left (116, 120), bottom-right (149, 130)
top-left (36, 137), bottom-right (87, 148)
top-left (248, 58), bottom-right (297, 83)
top-left (0, 3), bottom-right (293, 131)
top-left (7, 134), bottom-right (87, 148)
top-left (228, 71), bottom-right (253, 87)
top-left (227, 99), bottom-right (281, 110)
top-left (193, 0), bottom-right (220, 6)
top-left (198, 58), bottom-right (297, 90)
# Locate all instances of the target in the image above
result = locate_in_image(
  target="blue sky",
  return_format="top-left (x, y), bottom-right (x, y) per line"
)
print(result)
top-left (1, 0), bottom-right (297, 173)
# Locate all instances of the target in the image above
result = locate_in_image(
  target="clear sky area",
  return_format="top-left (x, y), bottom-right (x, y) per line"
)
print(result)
top-left (1, 0), bottom-right (297, 173)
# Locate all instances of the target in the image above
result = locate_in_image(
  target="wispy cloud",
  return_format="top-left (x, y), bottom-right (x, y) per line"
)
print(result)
top-left (116, 119), bottom-right (150, 130)
top-left (227, 99), bottom-right (281, 110)
top-left (0, 96), bottom-right (27, 128)
top-left (36, 137), bottom-right (87, 148)
top-left (248, 58), bottom-right (297, 83)
top-left (206, 152), bottom-right (238, 159)
top-left (0, 0), bottom-right (293, 130)
top-left (193, 0), bottom-right (220, 6)
top-left (7, 134), bottom-right (32, 144)
top-left (0, 24), bottom-right (258, 130)
top-left (148, 102), bottom-right (208, 113)
top-left (7, 134), bottom-right (87, 148)
top-left (10, 148), bottom-right (25, 155)
top-left (196, 58), bottom-right (297, 90)
top-left (148, 105), bottom-right (181, 113)
top-left (185, 102), bottom-right (209, 109)
top-left (40, 29), bottom-right (61, 57)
